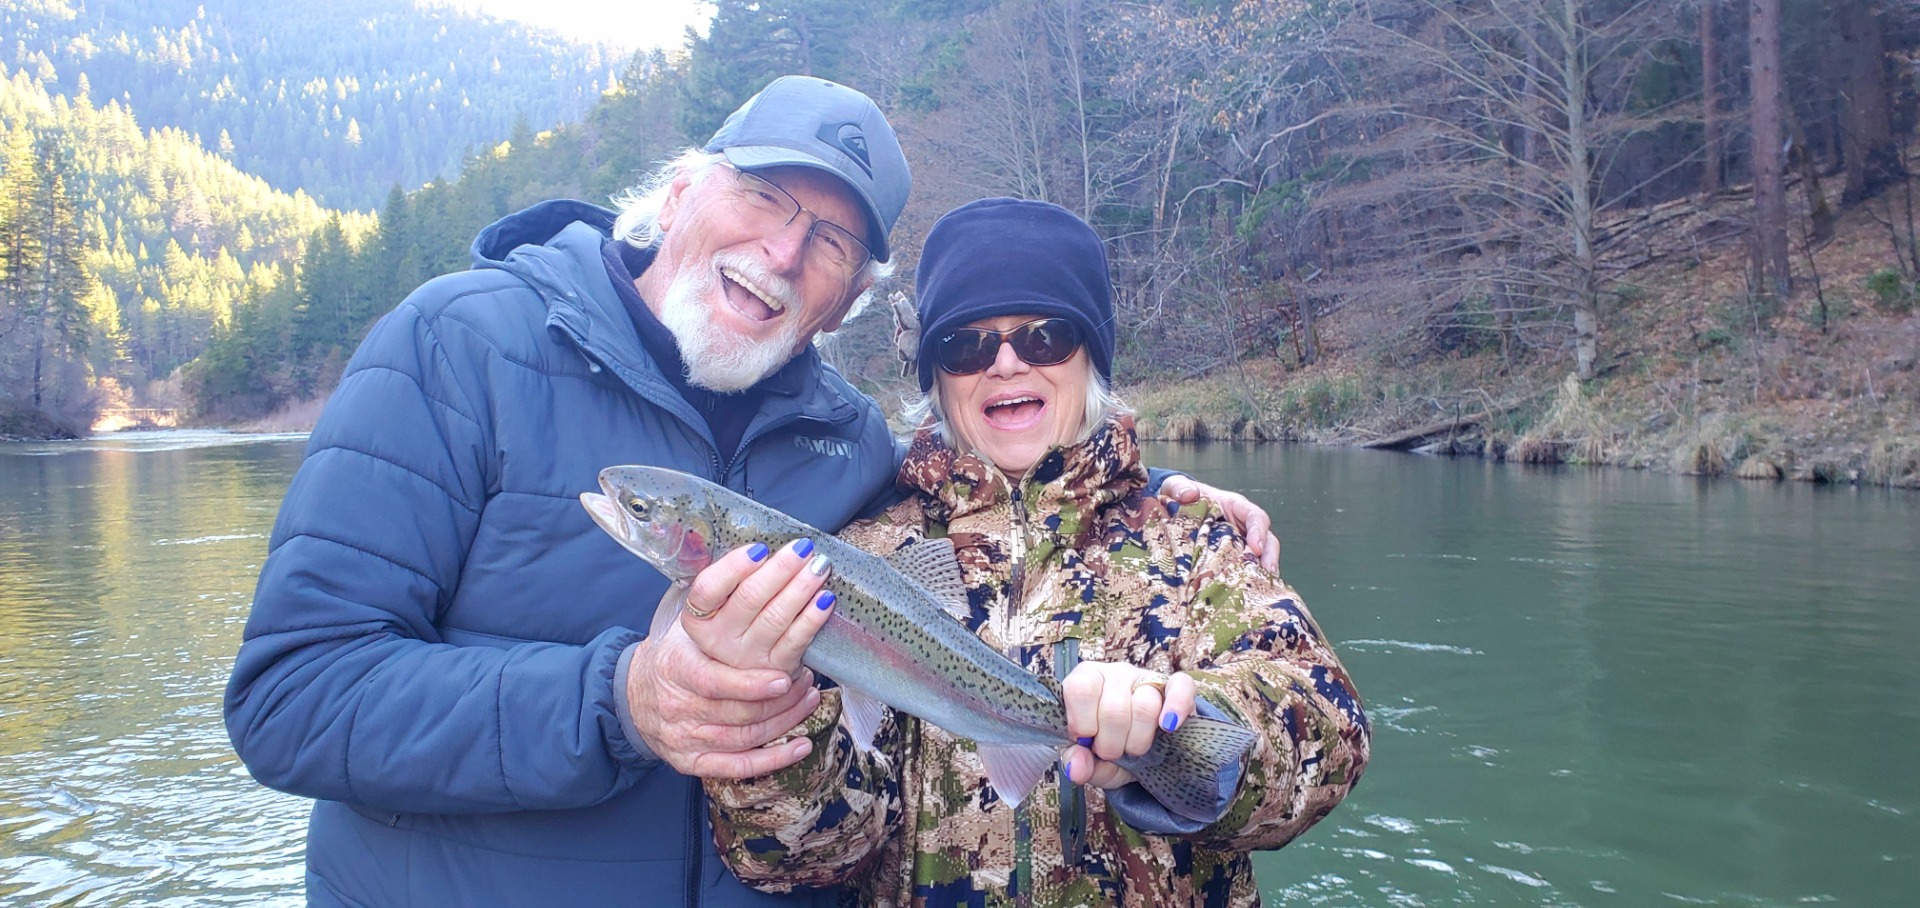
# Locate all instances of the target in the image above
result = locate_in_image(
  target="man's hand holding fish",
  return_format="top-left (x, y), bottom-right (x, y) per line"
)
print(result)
top-left (617, 532), bottom-right (836, 779)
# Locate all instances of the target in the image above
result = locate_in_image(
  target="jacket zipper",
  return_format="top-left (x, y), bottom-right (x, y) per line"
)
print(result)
top-left (1005, 484), bottom-right (1027, 651)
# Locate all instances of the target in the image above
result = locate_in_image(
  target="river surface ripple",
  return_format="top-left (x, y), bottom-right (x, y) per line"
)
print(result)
top-left (1, 431), bottom-right (1914, 906)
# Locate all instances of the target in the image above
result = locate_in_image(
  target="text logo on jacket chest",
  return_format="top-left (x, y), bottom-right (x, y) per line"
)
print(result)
top-left (793, 435), bottom-right (854, 458)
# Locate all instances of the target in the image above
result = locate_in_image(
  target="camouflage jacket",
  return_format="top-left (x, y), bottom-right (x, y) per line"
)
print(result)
top-left (705, 419), bottom-right (1369, 907)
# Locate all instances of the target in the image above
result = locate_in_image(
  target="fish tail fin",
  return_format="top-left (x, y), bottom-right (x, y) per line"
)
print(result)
top-left (1126, 715), bottom-right (1258, 824)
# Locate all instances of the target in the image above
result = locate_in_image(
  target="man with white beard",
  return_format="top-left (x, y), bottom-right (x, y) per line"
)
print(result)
top-left (224, 76), bottom-right (1275, 907)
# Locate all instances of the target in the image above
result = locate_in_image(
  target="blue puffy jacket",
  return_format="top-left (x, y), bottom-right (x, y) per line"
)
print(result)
top-left (224, 200), bottom-right (899, 906)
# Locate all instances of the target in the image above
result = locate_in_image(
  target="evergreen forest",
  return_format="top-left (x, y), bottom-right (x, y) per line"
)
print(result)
top-left (2, 0), bottom-right (1917, 484)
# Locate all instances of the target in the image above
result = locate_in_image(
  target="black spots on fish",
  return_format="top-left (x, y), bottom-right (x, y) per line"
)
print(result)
top-left (742, 834), bottom-right (784, 857)
top-left (810, 798), bottom-right (852, 833)
top-left (1313, 664), bottom-right (1368, 732)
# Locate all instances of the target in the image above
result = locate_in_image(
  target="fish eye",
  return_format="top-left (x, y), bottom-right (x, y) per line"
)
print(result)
top-left (625, 498), bottom-right (649, 518)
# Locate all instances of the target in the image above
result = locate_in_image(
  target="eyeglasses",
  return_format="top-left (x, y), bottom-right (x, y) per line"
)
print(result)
top-left (934, 317), bottom-right (1083, 375)
top-left (723, 166), bottom-right (874, 276)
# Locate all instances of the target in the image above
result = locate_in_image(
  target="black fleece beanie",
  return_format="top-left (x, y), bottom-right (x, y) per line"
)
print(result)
top-left (913, 198), bottom-right (1115, 391)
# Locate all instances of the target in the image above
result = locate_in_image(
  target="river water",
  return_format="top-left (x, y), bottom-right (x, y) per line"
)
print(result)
top-left (0, 431), bottom-right (1914, 906)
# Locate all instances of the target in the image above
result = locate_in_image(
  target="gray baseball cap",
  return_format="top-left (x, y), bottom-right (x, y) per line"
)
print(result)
top-left (703, 75), bottom-right (911, 263)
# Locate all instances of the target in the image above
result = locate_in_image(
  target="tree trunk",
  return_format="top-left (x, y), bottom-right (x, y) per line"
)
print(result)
top-left (1749, 0), bottom-right (1792, 297)
top-left (1563, 0), bottom-right (1599, 380)
top-left (1837, 0), bottom-right (1901, 203)
top-left (1788, 109), bottom-right (1834, 244)
top-left (1297, 293), bottom-right (1319, 366)
top-left (1700, 0), bottom-right (1722, 194)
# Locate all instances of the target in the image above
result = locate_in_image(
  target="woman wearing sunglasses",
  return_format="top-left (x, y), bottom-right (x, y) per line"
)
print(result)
top-left (704, 198), bottom-right (1369, 907)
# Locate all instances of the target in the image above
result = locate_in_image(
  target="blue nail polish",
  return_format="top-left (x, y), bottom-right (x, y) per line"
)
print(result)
top-left (747, 543), bottom-right (769, 562)
top-left (1161, 712), bottom-right (1180, 732)
top-left (1076, 736), bottom-right (1093, 747)
top-left (793, 537), bottom-right (814, 558)
top-left (1061, 758), bottom-right (1075, 781)
top-left (815, 591), bottom-right (835, 610)
top-left (1165, 499), bottom-right (1181, 517)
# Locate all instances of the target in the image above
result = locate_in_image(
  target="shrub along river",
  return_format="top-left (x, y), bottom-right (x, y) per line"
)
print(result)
top-left (1, 431), bottom-right (1914, 906)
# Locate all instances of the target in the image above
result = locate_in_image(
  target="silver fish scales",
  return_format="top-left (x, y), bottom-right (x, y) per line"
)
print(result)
top-left (581, 464), bottom-right (1254, 822)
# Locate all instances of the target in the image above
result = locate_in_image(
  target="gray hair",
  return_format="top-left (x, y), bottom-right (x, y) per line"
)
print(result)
top-left (610, 149), bottom-right (892, 322)
top-left (902, 357), bottom-right (1132, 454)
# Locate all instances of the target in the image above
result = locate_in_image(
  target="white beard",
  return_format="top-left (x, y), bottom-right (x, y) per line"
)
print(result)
top-left (656, 252), bottom-right (806, 393)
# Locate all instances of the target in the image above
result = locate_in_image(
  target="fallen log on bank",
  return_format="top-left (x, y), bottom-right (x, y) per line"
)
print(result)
top-left (1356, 411), bottom-right (1487, 449)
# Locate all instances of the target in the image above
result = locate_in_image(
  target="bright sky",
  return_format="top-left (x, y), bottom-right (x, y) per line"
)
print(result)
top-left (444, 0), bottom-right (714, 53)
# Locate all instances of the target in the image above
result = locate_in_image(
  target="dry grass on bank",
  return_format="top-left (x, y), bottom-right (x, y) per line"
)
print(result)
top-left (1152, 172), bottom-right (1920, 488)
top-left (233, 396), bottom-right (329, 434)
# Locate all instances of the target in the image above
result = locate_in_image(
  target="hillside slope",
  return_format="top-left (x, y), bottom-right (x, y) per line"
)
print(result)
top-left (1126, 167), bottom-right (1920, 489)
top-left (2, 0), bottom-right (619, 209)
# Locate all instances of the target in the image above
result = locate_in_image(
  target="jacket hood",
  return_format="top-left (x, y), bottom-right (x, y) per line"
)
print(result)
top-left (471, 199), bottom-right (618, 268)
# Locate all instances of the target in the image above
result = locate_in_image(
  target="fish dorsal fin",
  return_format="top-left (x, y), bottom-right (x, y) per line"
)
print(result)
top-left (838, 687), bottom-right (888, 753)
top-left (647, 581), bottom-right (692, 640)
top-left (885, 537), bottom-right (970, 622)
top-left (976, 743), bottom-right (1063, 810)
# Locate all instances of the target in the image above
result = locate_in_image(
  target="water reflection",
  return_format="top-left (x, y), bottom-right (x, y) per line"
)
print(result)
top-left (1, 434), bottom-right (1915, 906)
top-left (1, 432), bottom-right (309, 907)
top-left (1145, 443), bottom-right (1920, 907)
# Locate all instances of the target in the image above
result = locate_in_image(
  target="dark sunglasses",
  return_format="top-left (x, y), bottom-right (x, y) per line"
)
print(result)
top-left (935, 317), bottom-right (1083, 375)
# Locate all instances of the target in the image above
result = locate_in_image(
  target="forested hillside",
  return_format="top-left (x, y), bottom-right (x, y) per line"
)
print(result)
top-left (4, 0), bottom-right (1917, 484)
top-left (0, 62), bottom-right (376, 431)
top-left (2, 0), bottom-right (620, 210)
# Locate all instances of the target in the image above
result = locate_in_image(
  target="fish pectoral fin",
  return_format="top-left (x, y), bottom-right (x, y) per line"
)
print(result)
top-left (646, 581), bottom-right (692, 640)
top-left (838, 688), bottom-right (888, 752)
top-left (1122, 715), bottom-right (1258, 824)
top-left (975, 743), bottom-right (1062, 810)
top-left (885, 538), bottom-right (971, 622)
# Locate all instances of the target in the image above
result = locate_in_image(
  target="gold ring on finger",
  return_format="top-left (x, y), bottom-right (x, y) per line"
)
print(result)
top-left (684, 601), bottom-right (717, 620)
top-left (1129, 671), bottom-right (1169, 695)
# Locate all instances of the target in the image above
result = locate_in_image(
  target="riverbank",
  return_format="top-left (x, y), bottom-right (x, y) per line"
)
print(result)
top-left (1125, 180), bottom-right (1920, 489)
top-left (0, 405), bottom-right (81, 442)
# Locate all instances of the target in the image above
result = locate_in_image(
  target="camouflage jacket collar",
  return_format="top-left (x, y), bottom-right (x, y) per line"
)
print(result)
top-left (899, 417), bottom-right (1150, 546)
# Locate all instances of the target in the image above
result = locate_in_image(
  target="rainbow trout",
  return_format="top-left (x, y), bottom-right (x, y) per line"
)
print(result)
top-left (580, 464), bottom-right (1255, 822)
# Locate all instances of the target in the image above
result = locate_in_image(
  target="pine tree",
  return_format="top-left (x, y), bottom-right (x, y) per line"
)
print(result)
top-left (34, 138), bottom-right (93, 404)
